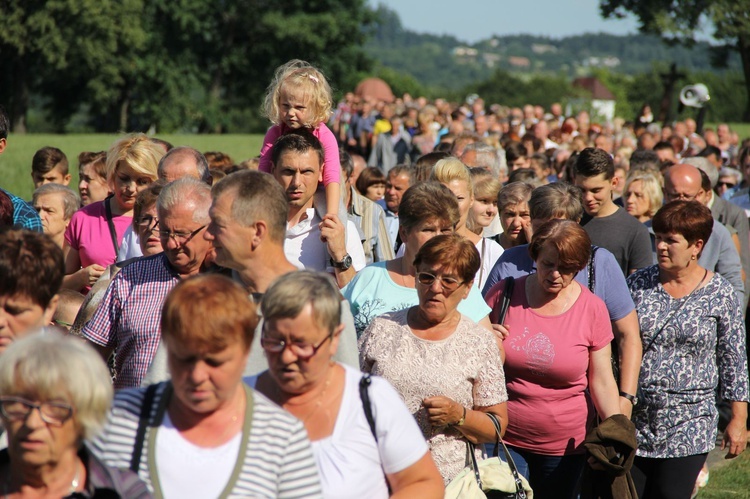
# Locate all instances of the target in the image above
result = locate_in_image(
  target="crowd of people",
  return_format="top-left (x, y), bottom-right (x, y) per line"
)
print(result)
top-left (0, 59), bottom-right (749, 499)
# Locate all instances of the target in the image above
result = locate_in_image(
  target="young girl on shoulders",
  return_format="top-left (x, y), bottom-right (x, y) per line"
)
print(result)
top-left (259, 60), bottom-right (341, 216)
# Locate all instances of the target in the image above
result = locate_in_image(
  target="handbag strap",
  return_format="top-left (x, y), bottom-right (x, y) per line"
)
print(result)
top-left (587, 246), bottom-right (599, 292)
top-left (359, 373), bottom-right (392, 494)
top-left (359, 373), bottom-right (378, 443)
top-left (496, 276), bottom-right (515, 324)
top-left (104, 196), bottom-right (120, 258)
top-left (129, 383), bottom-right (158, 473)
top-left (486, 413), bottom-right (527, 499)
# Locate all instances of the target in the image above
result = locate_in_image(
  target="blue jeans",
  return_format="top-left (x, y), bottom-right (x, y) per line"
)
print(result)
top-left (498, 445), bottom-right (585, 499)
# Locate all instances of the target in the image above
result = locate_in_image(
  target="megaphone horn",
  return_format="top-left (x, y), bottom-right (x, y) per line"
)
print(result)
top-left (680, 84), bottom-right (710, 108)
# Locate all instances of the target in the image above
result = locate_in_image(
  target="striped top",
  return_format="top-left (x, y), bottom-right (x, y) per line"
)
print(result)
top-left (90, 382), bottom-right (322, 498)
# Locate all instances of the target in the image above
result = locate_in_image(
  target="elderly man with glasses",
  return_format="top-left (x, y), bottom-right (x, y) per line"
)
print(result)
top-left (81, 177), bottom-right (215, 389)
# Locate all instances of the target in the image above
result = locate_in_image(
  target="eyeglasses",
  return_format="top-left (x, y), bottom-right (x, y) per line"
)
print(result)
top-left (0, 396), bottom-right (74, 426)
top-left (136, 215), bottom-right (159, 231)
top-left (665, 191), bottom-right (701, 202)
top-left (416, 271), bottom-right (463, 292)
top-left (260, 333), bottom-right (332, 360)
top-left (717, 182), bottom-right (736, 189)
top-left (158, 224), bottom-right (207, 243)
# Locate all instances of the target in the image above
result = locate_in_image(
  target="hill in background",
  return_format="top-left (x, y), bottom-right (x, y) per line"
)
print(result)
top-left (365, 5), bottom-right (740, 92)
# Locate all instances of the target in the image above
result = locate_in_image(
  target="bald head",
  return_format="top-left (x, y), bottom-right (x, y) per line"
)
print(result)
top-left (157, 147), bottom-right (211, 184)
top-left (664, 163), bottom-right (706, 205)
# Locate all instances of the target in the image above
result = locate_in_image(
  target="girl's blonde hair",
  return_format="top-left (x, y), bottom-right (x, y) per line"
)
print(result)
top-left (262, 59), bottom-right (333, 128)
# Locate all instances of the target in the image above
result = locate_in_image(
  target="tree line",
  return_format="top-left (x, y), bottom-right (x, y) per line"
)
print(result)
top-left (2, 1), bottom-right (748, 134)
top-left (0, 0), bottom-right (372, 134)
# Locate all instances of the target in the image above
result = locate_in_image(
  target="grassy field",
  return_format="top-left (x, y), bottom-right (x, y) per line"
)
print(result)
top-left (701, 451), bottom-right (750, 498)
top-left (2, 123), bottom-right (748, 200)
top-left (0, 134), bottom-right (264, 200)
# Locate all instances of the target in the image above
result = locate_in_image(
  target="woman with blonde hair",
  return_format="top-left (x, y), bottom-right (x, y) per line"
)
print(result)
top-left (623, 170), bottom-right (663, 223)
top-left (63, 133), bottom-right (164, 292)
top-left (430, 158), bottom-right (503, 290)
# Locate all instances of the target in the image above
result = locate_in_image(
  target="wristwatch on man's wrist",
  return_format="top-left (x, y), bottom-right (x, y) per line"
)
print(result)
top-left (331, 253), bottom-right (353, 271)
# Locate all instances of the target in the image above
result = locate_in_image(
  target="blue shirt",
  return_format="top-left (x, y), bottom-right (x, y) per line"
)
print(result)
top-left (482, 244), bottom-right (634, 322)
top-left (1, 188), bottom-right (42, 232)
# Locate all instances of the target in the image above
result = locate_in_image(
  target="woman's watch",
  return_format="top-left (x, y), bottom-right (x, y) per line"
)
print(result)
top-left (454, 406), bottom-right (466, 426)
top-left (619, 391), bottom-right (638, 406)
top-left (331, 254), bottom-right (353, 271)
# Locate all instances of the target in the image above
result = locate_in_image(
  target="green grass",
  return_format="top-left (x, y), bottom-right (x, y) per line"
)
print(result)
top-left (0, 134), bottom-right (264, 200)
top-left (706, 122), bottom-right (750, 140)
top-left (700, 451), bottom-right (750, 498)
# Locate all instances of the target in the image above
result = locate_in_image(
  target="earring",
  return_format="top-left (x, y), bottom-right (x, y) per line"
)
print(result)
top-left (691, 255), bottom-right (696, 260)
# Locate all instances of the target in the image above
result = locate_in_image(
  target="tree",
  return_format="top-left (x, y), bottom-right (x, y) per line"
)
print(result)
top-left (0, 0), bottom-right (373, 133)
top-left (600, 0), bottom-right (750, 120)
top-left (0, 0), bottom-right (148, 133)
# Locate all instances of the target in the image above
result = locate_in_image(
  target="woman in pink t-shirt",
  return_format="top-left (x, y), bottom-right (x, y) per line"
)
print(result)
top-left (63, 134), bottom-right (164, 293)
top-left (484, 220), bottom-right (621, 499)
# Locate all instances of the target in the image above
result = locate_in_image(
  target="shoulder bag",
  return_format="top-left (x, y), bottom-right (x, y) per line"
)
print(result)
top-left (445, 413), bottom-right (533, 499)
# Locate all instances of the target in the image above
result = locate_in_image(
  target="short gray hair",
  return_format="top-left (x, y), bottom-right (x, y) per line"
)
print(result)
top-left (157, 177), bottom-right (211, 224)
top-left (0, 331), bottom-right (113, 439)
top-left (157, 147), bottom-right (211, 184)
top-left (211, 171), bottom-right (289, 242)
top-left (32, 184), bottom-right (80, 220)
top-left (497, 181), bottom-right (533, 213)
top-left (529, 182), bottom-right (584, 222)
top-left (261, 271), bottom-right (341, 335)
top-left (463, 142), bottom-right (501, 177)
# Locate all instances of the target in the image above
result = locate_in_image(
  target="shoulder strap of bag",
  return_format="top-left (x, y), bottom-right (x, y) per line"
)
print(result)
top-left (359, 373), bottom-right (392, 494)
top-left (104, 196), bottom-right (120, 259)
top-left (496, 276), bottom-right (515, 324)
top-left (486, 413), bottom-right (527, 499)
top-left (588, 246), bottom-right (599, 292)
top-left (359, 373), bottom-right (378, 443)
top-left (129, 383), bottom-right (159, 473)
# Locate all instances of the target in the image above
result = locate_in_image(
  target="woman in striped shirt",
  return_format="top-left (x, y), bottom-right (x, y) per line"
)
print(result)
top-left (91, 274), bottom-right (322, 498)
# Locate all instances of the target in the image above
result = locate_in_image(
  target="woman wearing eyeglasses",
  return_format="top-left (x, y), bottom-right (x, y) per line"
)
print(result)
top-left (70, 183), bottom-right (165, 340)
top-left (250, 271), bottom-right (444, 499)
top-left (483, 220), bottom-right (621, 498)
top-left (0, 332), bottom-right (150, 497)
top-left (91, 274), bottom-right (323, 498)
top-left (360, 234), bottom-right (508, 484)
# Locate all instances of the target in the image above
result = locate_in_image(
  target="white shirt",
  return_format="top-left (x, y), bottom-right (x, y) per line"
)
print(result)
top-left (156, 412), bottom-right (242, 498)
top-left (246, 365), bottom-right (428, 499)
top-left (284, 208), bottom-right (366, 273)
top-left (116, 225), bottom-right (143, 262)
top-left (474, 237), bottom-right (504, 291)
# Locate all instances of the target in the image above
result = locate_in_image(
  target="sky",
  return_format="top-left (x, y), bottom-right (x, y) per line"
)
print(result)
top-left (368, 0), bottom-right (642, 43)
